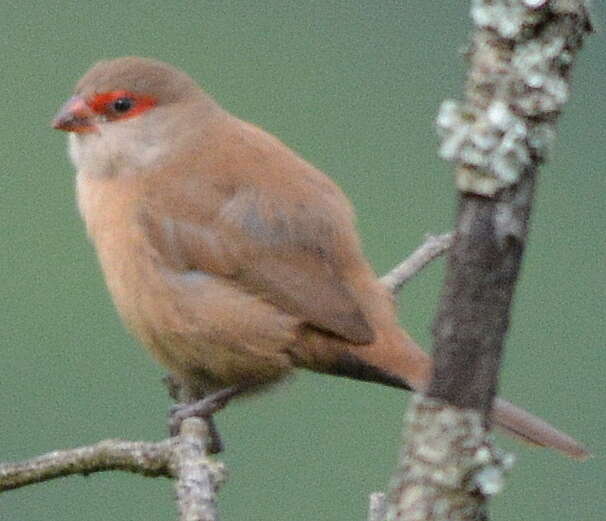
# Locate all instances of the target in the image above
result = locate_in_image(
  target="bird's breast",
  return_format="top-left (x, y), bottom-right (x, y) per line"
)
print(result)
top-left (76, 171), bottom-right (184, 352)
top-left (75, 170), bottom-right (297, 385)
top-left (77, 171), bottom-right (154, 326)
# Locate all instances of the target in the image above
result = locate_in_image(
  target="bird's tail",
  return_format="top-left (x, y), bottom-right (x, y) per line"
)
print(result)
top-left (491, 397), bottom-right (589, 459)
top-left (334, 327), bottom-right (590, 460)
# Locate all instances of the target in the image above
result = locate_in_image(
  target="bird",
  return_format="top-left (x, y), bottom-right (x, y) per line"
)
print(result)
top-left (52, 56), bottom-right (587, 458)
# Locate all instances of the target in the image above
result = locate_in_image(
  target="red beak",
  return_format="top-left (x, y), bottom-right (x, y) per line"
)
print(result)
top-left (52, 96), bottom-right (97, 133)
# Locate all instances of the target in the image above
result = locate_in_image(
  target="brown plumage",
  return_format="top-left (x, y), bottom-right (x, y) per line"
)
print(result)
top-left (53, 56), bottom-right (588, 459)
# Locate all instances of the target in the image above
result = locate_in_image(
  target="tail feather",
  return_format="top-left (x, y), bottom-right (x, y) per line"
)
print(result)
top-left (493, 397), bottom-right (590, 460)
top-left (337, 327), bottom-right (590, 460)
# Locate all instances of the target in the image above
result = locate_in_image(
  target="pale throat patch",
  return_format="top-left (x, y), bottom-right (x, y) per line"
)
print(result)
top-left (67, 117), bottom-right (172, 178)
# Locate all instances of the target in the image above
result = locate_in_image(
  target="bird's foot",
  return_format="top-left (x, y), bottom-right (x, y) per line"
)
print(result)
top-left (168, 386), bottom-right (241, 453)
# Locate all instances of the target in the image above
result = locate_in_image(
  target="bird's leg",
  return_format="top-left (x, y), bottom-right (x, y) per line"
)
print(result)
top-left (168, 386), bottom-right (242, 453)
top-left (163, 374), bottom-right (236, 454)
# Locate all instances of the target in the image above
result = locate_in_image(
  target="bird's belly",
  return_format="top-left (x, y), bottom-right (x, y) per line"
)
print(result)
top-left (98, 246), bottom-right (297, 389)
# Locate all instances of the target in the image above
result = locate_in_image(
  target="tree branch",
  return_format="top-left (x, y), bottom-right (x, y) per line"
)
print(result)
top-left (385, 1), bottom-right (593, 520)
top-left (175, 418), bottom-right (226, 521)
top-left (0, 419), bottom-right (226, 521)
top-left (0, 438), bottom-right (176, 491)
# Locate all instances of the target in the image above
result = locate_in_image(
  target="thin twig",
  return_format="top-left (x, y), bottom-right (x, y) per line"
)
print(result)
top-left (381, 233), bottom-right (453, 293)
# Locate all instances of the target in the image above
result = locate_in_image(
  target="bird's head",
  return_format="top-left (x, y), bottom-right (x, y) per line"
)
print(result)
top-left (52, 57), bottom-right (217, 175)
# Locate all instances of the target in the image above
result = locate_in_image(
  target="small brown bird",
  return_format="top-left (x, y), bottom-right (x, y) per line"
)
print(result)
top-left (53, 57), bottom-right (587, 458)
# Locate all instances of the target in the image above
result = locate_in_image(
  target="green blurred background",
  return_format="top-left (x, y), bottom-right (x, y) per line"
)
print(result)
top-left (1, 2), bottom-right (604, 520)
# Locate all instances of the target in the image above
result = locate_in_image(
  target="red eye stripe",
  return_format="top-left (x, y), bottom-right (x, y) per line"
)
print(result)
top-left (88, 90), bottom-right (157, 120)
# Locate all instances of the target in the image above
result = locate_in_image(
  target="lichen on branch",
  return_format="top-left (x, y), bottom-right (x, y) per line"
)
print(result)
top-left (437, 0), bottom-right (593, 196)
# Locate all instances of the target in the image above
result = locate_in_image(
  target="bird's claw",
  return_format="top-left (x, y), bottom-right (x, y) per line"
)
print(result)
top-left (168, 386), bottom-right (241, 453)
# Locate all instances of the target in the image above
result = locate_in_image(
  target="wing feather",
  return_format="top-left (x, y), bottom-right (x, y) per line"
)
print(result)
top-left (139, 118), bottom-right (376, 345)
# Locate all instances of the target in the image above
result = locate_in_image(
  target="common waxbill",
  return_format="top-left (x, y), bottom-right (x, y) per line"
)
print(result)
top-left (52, 56), bottom-right (588, 459)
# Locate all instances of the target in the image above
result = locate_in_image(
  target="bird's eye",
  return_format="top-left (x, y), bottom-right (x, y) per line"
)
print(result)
top-left (89, 91), bottom-right (156, 120)
top-left (112, 97), bottom-right (134, 113)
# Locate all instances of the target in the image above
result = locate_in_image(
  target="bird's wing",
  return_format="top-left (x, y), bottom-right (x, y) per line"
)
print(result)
top-left (139, 124), bottom-right (376, 345)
